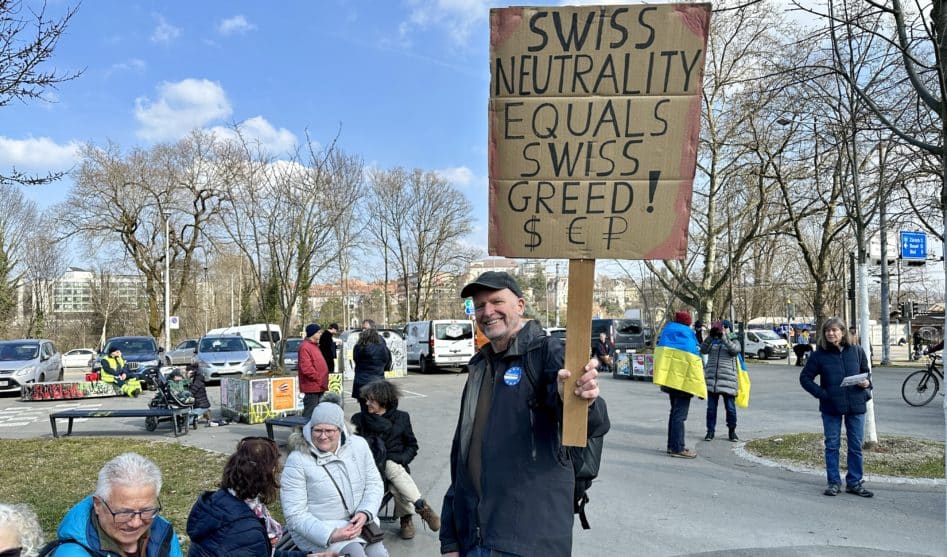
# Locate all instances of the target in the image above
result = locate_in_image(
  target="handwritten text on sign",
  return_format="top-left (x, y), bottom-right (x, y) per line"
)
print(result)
top-left (488, 5), bottom-right (710, 259)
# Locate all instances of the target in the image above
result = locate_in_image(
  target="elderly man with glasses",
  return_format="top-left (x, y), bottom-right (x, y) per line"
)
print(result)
top-left (50, 453), bottom-right (182, 557)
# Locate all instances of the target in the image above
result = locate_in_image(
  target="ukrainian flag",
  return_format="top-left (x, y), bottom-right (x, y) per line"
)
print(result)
top-left (653, 322), bottom-right (707, 398)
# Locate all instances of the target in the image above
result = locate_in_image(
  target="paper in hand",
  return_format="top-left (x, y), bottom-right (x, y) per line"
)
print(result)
top-left (840, 373), bottom-right (869, 387)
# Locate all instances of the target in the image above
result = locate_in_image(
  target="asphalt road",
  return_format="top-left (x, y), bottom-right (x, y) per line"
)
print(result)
top-left (1, 357), bottom-right (944, 557)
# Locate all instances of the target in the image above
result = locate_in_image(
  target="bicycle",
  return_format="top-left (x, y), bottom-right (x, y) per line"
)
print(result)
top-left (901, 354), bottom-right (944, 407)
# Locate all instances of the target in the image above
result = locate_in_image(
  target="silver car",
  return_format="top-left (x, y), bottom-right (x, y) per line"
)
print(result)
top-left (0, 339), bottom-right (63, 392)
top-left (192, 335), bottom-right (256, 382)
top-left (164, 339), bottom-right (198, 366)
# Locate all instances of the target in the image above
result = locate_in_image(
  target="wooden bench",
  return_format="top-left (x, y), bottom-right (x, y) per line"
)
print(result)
top-left (264, 415), bottom-right (309, 440)
top-left (49, 408), bottom-right (190, 438)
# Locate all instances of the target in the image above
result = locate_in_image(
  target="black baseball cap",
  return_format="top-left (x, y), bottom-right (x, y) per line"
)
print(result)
top-left (460, 271), bottom-right (524, 299)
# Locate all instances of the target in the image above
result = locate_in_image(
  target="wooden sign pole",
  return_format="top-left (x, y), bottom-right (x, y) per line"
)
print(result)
top-left (562, 258), bottom-right (595, 447)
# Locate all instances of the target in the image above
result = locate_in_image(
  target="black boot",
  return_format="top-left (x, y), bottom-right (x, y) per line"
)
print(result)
top-left (728, 427), bottom-right (739, 442)
top-left (704, 430), bottom-right (714, 441)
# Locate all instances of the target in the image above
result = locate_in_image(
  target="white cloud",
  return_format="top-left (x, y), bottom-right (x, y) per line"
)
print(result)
top-left (436, 165), bottom-right (475, 187)
top-left (135, 79), bottom-right (233, 141)
top-left (0, 136), bottom-right (81, 169)
top-left (402, 0), bottom-right (490, 45)
top-left (108, 58), bottom-right (147, 76)
top-left (218, 15), bottom-right (256, 35)
top-left (208, 116), bottom-right (298, 155)
top-left (151, 15), bottom-right (181, 44)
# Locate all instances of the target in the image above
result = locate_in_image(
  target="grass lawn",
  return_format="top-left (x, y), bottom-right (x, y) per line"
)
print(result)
top-left (0, 438), bottom-right (230, 547)
top-left (745, 433), bottom-right (945, 479)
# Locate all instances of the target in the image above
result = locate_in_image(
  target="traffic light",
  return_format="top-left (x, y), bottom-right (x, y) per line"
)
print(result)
top-left (900, 302), bottom-right (913, 320)
top-left (911, 301), bottom-right (919, 317)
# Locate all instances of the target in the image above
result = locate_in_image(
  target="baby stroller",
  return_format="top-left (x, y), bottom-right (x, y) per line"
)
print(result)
top-left (143, 366), bottom-right (194, 432)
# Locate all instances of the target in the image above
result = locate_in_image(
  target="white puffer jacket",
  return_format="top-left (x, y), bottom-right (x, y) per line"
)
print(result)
top-left (280, 430), bottom-right (384, 553)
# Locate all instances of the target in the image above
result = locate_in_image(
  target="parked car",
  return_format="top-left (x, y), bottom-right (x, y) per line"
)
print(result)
top-left (591, 318), bottom-right (650, 368)
top-left (206, 323), bottom-right (282, 353)
top-left (164, 339), bottom-right (198, 366)
top-left (192, 335), bottom-right (256, 382)
top-left (282, 337), bottom-right (303, 372)
top-left (62, 348), bottom-right (96, 370)
top-left (0, 339), bottom-right (63, 392)
top-left (404, 319), bottom-right (475, 373)
top-left (743, 329), bottom-right (790, 360)
top-left (244, 337), bottom-right (273, 370)
top-left (94, 336), bottom-right (163, 373)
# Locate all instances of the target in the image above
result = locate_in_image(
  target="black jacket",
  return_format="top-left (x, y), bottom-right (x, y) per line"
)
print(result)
top-left (800, 343), bottom-right (871, 416)
top-left (188, 373), bottom-right (211, 409)
top-left (319, 331), bottom-right (336, 372)
top-left (352, 342), bottom-right (391, 399)
top-left (351, 405), bottom-right (419, 469)
top-left (440, 320), bottom-right (609, 557)
top-left (187, 489), bottom-right (306, 557)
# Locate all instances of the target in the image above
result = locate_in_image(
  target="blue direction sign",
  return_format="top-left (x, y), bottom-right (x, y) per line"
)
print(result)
top-left (464, 298), bottom-right (475, 315)
top-left (900, 231), bottom-right (927, 260)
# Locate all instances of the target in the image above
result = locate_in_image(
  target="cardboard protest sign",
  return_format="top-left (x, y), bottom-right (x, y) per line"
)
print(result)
top-left (488, 4), bottom-right (710, 260)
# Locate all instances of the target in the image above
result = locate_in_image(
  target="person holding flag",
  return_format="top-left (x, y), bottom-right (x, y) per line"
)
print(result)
top-left (653, 311), bottom-right (706, 458)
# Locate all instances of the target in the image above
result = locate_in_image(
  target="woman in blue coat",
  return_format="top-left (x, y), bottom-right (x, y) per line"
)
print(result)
top-left (187, 437), bottom-right (337, 557)
top-left (799, 317), bottom-right (873, 498)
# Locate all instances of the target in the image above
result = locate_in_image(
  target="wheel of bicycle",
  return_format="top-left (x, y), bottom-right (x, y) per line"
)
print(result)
top-left (901, 369), bottom-right (940, 407)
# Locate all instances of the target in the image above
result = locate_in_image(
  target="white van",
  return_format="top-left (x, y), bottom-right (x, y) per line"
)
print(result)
top-left (404, 319), bottom-right (475, 373)
top-left (743, 329), bottom-right (790, 360)
top-left (207, 323), bottom-right (282, 354)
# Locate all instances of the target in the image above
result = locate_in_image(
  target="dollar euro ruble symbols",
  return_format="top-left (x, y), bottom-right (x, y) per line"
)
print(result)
top-left (523, 216), bottom-right (541, 251)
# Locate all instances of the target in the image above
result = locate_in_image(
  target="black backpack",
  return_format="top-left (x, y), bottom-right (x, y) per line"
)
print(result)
top-left (523, 335), bottom-right (610, 529)
top-left (36, 538), bottom-right (103, 557)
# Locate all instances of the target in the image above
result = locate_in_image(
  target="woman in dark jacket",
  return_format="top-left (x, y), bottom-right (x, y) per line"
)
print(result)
top-left (352, 328), bottom-right (391, 415)
top-left (351, 380), bottom-right (439, 540)
top-left (186, 437), bottom-right (337, 557)
top-left (799, 317), bottom-right (873, 498)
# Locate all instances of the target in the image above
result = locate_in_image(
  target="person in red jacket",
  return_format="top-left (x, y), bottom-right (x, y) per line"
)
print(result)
top-left (299, 323), bottom-right (329, 419)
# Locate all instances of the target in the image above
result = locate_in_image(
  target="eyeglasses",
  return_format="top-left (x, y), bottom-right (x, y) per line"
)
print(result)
top-left (0, 548), bottom-right (23, 557)
top-left (97, 497), bottom-right (161, 523)
top-left (311, 427), bottom-right (339, 438)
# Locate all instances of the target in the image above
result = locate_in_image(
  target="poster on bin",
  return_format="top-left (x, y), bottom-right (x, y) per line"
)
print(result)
top-left (488, 4), bottom-right (710, 260)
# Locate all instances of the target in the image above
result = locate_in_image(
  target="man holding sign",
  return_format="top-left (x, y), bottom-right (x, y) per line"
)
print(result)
top-left (440, 271), bottom-right (608, 557)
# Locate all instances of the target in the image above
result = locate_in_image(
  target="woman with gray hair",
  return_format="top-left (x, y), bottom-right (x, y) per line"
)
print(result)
top-left (0, 502), bottom-right (44, 557)
top-left (52, 452), bottom-right (182, 556)
top-left (281, 394), bottom-right (388, 557)
top-left (800, 317), bottom-right (874, 498)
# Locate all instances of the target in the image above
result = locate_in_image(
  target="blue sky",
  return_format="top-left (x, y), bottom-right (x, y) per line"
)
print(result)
top-left (4, 0), bottom-right (538, 249)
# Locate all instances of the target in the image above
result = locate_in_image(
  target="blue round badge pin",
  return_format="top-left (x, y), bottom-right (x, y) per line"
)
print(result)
top-left (504, 366), bottom-right (522, 386)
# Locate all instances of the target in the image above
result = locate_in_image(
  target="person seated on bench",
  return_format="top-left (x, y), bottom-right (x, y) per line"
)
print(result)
top-left (280, 394), bottom-right (388, 557)
top-left (100, 347), bottom-right (144, 397)
top-left (50, 453), bottom-right (183, 556)
top-left (351, 379), bottom-right (440, 540)
top-left (187, 437), bottom-right (337, 557)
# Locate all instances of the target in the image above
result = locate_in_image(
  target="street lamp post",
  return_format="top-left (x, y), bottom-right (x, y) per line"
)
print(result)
top-left (163, 212), bottom-right (171, 351)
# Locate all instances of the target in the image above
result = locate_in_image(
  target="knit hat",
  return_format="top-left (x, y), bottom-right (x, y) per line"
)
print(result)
top-left (721, 319), bottom-right (732, 330)
top-left (711, 320), bottom-right (724, 332)
top-left (303, 392), bottom-right (345, 448)
top-left (305, 323), bottom-right (321, 338)
top-left (674, 311), bottom-right (692, 326)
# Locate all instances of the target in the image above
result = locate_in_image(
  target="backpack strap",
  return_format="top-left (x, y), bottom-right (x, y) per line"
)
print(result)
top-left (37, 538), bottom-right (101, 557)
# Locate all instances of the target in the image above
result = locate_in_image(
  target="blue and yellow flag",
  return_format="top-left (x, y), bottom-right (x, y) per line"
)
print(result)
top-left (653, 322), bottom-right (707, 398)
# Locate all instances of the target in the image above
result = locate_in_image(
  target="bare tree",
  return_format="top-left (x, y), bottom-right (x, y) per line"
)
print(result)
top-left (57, 131), bottom-right (225, 341)
top-left (367, 167), bottom-right (477, 321)
top-left (643, 1), bottom-right (796, 325)
top-left (0, 0), bottom-right (81, 186)
top-left (21, 220), bottom-right (65, 337)
top-left (0, 183), bottom-right (37, 334)
top-left (215, 128), bottom-right (364, 359)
